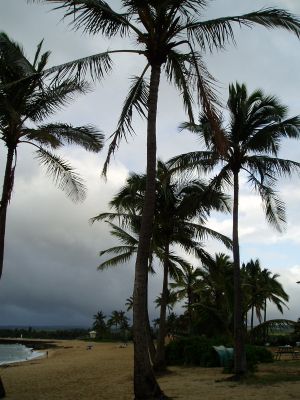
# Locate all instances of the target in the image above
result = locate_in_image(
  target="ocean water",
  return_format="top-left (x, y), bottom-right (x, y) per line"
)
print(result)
top-left (0, 344), bottom-right (44, 365)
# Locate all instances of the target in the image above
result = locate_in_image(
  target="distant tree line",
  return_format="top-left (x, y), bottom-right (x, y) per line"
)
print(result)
top-left (0, 327), bottom-right (89, 340)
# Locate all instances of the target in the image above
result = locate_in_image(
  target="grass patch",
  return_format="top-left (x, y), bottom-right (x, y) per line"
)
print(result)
top-left (242, 372), bottom-right (300, 385)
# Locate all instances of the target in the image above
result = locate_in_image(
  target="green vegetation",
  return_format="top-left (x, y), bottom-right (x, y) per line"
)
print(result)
top-left (165, 336), bottom-right (273, 372)
top-left (0, 327), bottom-right (89, 340)
top-left (241, 359), bottom-right (300, 385)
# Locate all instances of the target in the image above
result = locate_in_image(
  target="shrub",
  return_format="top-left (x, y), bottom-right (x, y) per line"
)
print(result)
top-left (165, 336), bottom-right (273, 372)
top-left (166, 336), bottom-right (223, 367)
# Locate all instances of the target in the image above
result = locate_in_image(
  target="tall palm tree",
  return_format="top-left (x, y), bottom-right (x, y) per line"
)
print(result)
top-left (29, 2), bottom-right (300, 396)
top-left (242, 259), bottom-right (263, 330)
top-left (92, 310), bottom-right (107, 337)
top-left (242, 259), bottom-right (288, 329)
top-left (108, 310), bottom-right (129, 333)
top-left (0, 32), bottom-right (104, 280)
top-left (95, 159), bottom-right (231, 371)
top-left (260, 268), bottom-right (289, 323)
top-left (168, 82), bottom-right (300, 377)
top-left (170, 264), bottom-right (203, 334)
top-left (196, 253), bottom-right (234, 337)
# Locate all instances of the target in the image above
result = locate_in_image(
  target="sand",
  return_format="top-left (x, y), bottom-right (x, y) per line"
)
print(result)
top-left (1, 340), bottom-right (300, 399)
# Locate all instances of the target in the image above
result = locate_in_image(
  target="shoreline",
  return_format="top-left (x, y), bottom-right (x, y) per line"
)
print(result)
top-left (0, 349), bottom-right (45, 366)
top-left (0, 338), bottom-right (58, 350)
top-left (0, 338), bottom-right (56, 366)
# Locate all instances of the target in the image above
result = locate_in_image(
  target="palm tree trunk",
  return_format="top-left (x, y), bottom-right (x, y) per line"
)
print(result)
top-left (0, 147), bottom-right (15, 399)
top-left (145, 269), bottom-right (157, 364)
top-left (232, 171), bottom-right (247, 378)
top-left (0, 378), bottom-right (5, 399)
top-left (146, 310), bottom-right (156, 365)
top-left (0, 146), bottom-right (15, 280)
top-left (251, 306), bottom-right (254, 330)
top-left (153, 242), bottom-right (169, 372)
top-left (133, 64), bottom-right (165, 399)
top-left (187, 287), bottom-right (193, 335)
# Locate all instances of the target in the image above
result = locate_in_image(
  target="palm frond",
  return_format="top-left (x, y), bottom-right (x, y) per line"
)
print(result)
top-left (90, 212), bottom-right (141, 230)
top-left (208, 166), bottom-right (232, 191)
top-left (50, 0), bottom-right (133, 37)
top-left (26, 79), bottom-right (90, 121)
top-left (181, 49), bottom-right (227, 152)
top-left (185, 222), bottom-right (232, 249)
top-left (245, 156), bottom-right (300, 181)
top-left (165, 50), bottom-right (194, 122)
top-left (45, 50), bottom-right (113, 82)
top-left (0, 31), bottom-right (35, 77)
top-left (247, 172), bottom-right (286, 231)
top-left (107, 222), bottom-right (138, 246)
top-left (102, 67), bottom-right (149, 176)
top-left (168, 150), bottom-right (219, 177)
top-left (98, 251), bottom-right (134, 270)
top-left (99, 244), bottom-right (136, 257)
top-left (30, 123), bottom-right (104, 152)
top-left (22, 128), bottom-right (62, 149)
top-left (35, 147), bottom-right (86, 202)
top-left (245, 116), bottom-right (300, 155)
top-left (185, 8), bottom-right (300, 52)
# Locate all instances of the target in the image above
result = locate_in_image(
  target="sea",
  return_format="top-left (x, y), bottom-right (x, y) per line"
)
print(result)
top-left (0, 344), bottom-right (44, 365)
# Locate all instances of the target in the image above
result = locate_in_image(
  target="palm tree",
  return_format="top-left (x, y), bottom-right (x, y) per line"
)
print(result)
top-left (154, 290), bottom-right (177, 316)
top-left (170, 264), bottom-right (203, 334)
top-left (169, 82), bottom-right (300, 377)
top-left (0, 32), bottom-right (103, 280)
top-left (242, 259), bottom-right (263, 330)
top-left (242, 260), bottom-right (288, 329)
top-left (196, 253), bottom-right (234, 337)
top-left (29, 2), bottom-right (300, 396)
top-left (108, 310), bottom-right (129, 332)
top-left (260, 268), bottom-right (289, 323)
top-left (95, 159), bottom-right (231, 371)
top-left (92, 310), bottom-right (107, 337)
top-left (125, 295), bottom-right (134, 312)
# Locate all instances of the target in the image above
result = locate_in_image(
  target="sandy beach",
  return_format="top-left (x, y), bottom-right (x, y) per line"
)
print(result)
top-left (1, 340), bottom-right (300, 399)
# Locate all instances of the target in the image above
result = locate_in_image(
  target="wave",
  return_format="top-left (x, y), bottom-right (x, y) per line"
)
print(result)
top-left (0, 344), bottom-right (45, 365)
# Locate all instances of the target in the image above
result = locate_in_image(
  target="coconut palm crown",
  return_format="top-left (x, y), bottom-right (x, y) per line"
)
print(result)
top-left (168, 82), bottom-right (300, 376)
top-left (0, 32), bottom-right (104, 280)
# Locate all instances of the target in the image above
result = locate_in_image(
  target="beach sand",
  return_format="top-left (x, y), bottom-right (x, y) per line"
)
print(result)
top-left (1, 340), bottom-right (300, 399)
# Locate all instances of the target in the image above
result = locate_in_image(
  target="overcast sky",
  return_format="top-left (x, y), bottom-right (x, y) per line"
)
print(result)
top-left (0, 0), bottom-right (300, 328)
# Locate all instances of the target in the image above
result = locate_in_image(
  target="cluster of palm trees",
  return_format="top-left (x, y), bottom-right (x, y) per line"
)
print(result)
top-left (92, 310), bottom-right (129, 338)
top-left (169, 255), bottom-right (288, 337)
top-left (2, 1), bottom-right (300, 398)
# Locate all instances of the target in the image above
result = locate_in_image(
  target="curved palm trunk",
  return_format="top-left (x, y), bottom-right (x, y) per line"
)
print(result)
top-left (146, 310), bottom-right (156, 365)
top-left (232, 171), bottom-right (247, 378)
top-left (145, 269), bottom-right (157, 364)
top-left (250, 306), bottom-right (254, 330)
top-left (0, 146), bottom-right (15, 280)
top-left (133, 64), bottom-right (165, 399)
top-left (187, 286), bottom-right (193, 335)
top-left (153, 243), bottom-right (169, 372)
top-left (263, 298), bottom-right (267, 342)
top-left (0, 147), bottom-right (15, 399)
